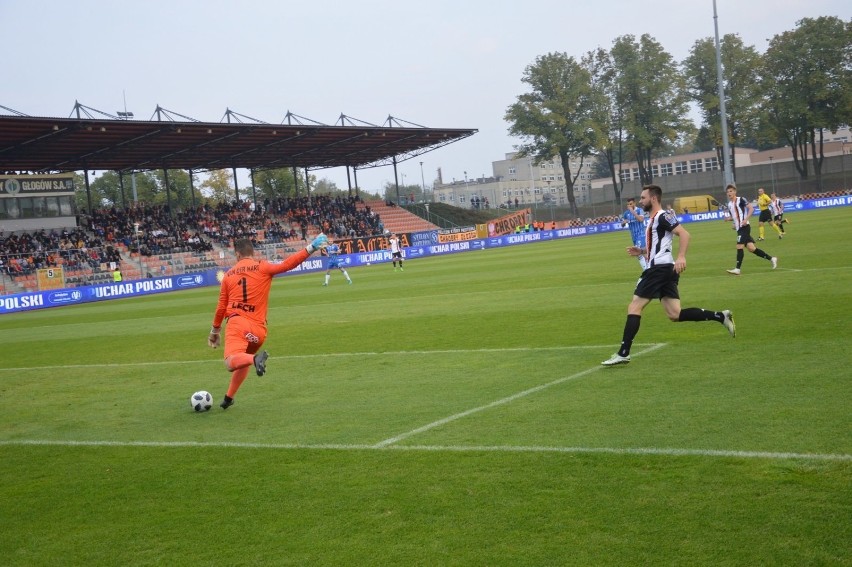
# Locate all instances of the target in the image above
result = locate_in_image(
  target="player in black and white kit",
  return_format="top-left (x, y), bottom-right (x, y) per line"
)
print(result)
top-left (724, 184), bottom-right (778, 275)
top-left (770, 192), bottom-right (788, 239)
top-left (602, 185), bottom-right (736, 366)
top-left (388, 232), bottom-right (404, 272)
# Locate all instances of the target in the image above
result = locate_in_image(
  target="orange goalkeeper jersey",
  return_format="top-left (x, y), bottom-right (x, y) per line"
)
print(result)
top-left (212, 249), bottom-right (309, 328)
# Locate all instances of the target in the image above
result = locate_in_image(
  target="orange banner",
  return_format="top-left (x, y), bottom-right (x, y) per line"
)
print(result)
top-left (486, 208), bottom-right (531, 236)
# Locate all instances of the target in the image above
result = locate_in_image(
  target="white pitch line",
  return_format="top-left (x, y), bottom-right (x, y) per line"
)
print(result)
top-left (0, 344), bottom-right (652, 372)
top-left (1, 439), bottom-right (848, 462)
top-left (373, 343), bottom-right (667, 448)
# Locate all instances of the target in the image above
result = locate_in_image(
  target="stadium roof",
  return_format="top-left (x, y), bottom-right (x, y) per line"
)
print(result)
top-left (0, 105), bottom-right (477, 174)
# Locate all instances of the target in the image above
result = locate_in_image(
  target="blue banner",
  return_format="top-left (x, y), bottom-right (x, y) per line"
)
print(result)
top-left (2, 196), bottom-right (849, 314)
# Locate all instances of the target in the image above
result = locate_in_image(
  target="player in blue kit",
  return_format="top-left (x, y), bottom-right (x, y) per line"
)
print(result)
top-left (322, 238), bottom-right (352, 286)
top-left (621, 197), bottom-right (648, 270)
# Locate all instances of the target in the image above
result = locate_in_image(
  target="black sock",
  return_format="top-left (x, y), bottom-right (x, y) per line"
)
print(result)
top-left (618, 314), bottom-right (641, 357)
top-left (753, 248), bottom-right (772, 260)
top-left (678, 308), bottom-right (723, 323)
top-left (736, 249), bottom-right (744, 269)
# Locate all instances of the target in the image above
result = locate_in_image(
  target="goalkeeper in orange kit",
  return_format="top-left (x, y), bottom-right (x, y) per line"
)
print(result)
top-left (208, 234), bottom-right (328, 409)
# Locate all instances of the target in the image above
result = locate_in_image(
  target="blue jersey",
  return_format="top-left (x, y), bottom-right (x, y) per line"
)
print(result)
top-left (621, 207), bottom-right (647, 246)
top-left (326, 243), bottom-right (342, 268)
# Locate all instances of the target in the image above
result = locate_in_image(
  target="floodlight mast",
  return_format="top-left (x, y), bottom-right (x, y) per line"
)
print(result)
top-left (713, 0), bottom-right (734, 188)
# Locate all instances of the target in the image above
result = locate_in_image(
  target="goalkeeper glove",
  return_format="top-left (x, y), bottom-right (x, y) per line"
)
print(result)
top-left (208, 326), bottom-right (221, 348)
top-left (306, 233), bottom-right (329, 254)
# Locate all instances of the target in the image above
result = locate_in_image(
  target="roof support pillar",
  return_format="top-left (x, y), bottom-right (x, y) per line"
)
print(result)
top-left (292, 167), bottom-right (299, 197)
top-left (83, 169), bottom-right (93, 214)
top-left (392, 156), bottom-right (400, 205)
top-left (250, 169), bottom-right (258, 211)
top-left (232, 167), bottom-right (239, 202)
top-left (118, 171), bottom-right (127, 209)
top-left (162, 168), bottom-right (173, 217)
top-left (188, 169), bottom-right (197, 209)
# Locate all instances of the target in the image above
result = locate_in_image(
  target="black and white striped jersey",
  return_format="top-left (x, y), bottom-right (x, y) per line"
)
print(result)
top-left (645, 210), bottom-right (679, 267)
top-left (727, 196), bottom-right (750, 230)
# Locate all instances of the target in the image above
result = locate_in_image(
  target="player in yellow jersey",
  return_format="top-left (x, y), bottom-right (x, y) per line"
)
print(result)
top-left (756, 187), bottom-right (781, 240)
top-left (208, 234), bottom-right (328, 409)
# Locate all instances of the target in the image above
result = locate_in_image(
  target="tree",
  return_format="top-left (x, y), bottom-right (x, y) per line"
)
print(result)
top-left (683, 34), bottom-right (763, 179)
top-left (583, 47), bottom-right (627, 205)
top-left (382, 181), bottom-right (426, 205)
top-left (150, 169), bottom-right (194, 211)
top-left (763, 16), bottom-right (852, 189)
top-left (505, 52), bottom-right (605, 216)
top-left (312, 178), bottom-right (339, 195)
top-left (200, 169), bottom-right (235, 203)
top-left (75, 170), bottom-right (166, 211)
top-left (610, 34), bottom-right (691, 186)
top-left (251, 168), bottom-right (306, 200)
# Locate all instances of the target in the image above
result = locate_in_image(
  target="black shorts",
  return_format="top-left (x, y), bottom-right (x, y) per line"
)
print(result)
top-left (759, 209), bottom-right (772, 222)
top-left (634, 265), bottom-right (680, 300)
top-left (773, 214), bottom-right (784, 222)
top-left (736, 224), bottom-right (755, 246)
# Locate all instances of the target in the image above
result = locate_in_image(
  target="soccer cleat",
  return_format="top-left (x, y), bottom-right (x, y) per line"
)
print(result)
top-left (347, 279), bottom-right (352, 285)
top-left (722, 310), bottom-right (736, 338)
top-left (322, 282), bottom-right (328, 286)
top-left (253, 350), bottom-right (269, 376)
top-left (771, 257), bottom-right (778, 270)
top-left (726, 268), bottom-right (741, 275)
top-left (400, 267), bottom-right (404, 271)
top-left (220, 396), bottom-right (234, 410)
top-left (778, 234), bottom-right (783, 239)
top-left (757, 237), bottom-right (764, 241)
top-left (601, 353), bottom-right (630, 366)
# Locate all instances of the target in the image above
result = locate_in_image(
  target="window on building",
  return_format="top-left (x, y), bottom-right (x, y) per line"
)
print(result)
top-left (704, 157), bottom-right (719, 170)
top-left (620, 170), bottom-right (631, 182)
top-left (689, 159), bottom-right (702, 173)
top-left (675, 161), bottom-right (688, 175)
top-left (508, 167), bottom-right (516, 175)
top-left (659, 163), bottom-right (673, 177)
top-left (631, 168), bottom-right (639, 179)
top-left (651, 165), bottom-right (659, 177)
top-left (59, 196), bottom-right (75, 216)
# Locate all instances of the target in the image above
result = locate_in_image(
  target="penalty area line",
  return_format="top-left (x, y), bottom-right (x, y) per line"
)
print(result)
top-left (373, 343), bottom-right (668, 448)
top-left (1, 439), bottom-right (848, 463)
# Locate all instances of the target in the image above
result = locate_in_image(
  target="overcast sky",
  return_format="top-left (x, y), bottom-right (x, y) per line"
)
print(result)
top-left (3, 0), bottom-right (849, 195)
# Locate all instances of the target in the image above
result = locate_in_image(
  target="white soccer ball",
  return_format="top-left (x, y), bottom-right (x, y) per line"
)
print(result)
top-left (190, 390), bottom-right (213, 412)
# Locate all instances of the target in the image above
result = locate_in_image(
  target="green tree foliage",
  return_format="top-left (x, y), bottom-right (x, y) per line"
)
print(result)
top-left (200, 169), bottom-right (236, 203)
top-left (505, 52), bottom-right (605, 216)
top-left (683, 34), bottom-right (764, 177)
top-left (582, 47), bottom-right (627, 204)
top-left (610, 34), bottom-right (690, 186)
top-left (762, 16), bottom-right (852, 188)
top-left (252, 168), bottom-right (303, 200)
top-left (382, 182), bottom-right (425, 205)
top-left (150, 169), bottom-right (195, 210)
top-left (75, 170), bottom-right (186, 212)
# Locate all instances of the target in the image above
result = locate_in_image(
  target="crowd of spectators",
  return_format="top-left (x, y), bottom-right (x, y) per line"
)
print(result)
top-left (2, 194), bottom-right (384, 279)
top-left (0, 227), bottom-right (120, 277)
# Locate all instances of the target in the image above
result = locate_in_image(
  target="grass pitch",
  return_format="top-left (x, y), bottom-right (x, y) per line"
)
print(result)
top-left (1, 209), bottom-right (850, 566)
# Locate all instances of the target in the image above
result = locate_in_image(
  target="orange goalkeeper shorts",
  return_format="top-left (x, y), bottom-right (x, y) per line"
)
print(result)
top-left (223, 316), bottom-right (267, 359)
